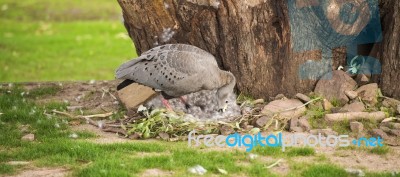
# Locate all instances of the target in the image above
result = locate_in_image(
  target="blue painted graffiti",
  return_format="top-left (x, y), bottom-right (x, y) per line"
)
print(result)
top-left (287, 0), bottom-right (382, 80)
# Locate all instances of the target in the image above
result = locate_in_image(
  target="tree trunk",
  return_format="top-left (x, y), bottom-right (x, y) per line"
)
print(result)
top-left (117, 0), bottom-right (397, 99)
top-left (379, 0), bottom-right (400, 99)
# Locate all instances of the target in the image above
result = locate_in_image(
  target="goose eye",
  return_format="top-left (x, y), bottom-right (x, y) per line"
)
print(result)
top-left (225, 101), bottom-right (228, 103)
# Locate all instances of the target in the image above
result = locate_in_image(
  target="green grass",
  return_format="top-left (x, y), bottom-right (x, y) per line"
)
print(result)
top-left (369, 146), bottom-right (390, 155)
top-left (26, 85), bottom-right (61, 98)
top-left (0, 0), bottom-right (137, 82)
top-left (1, 85), bottom-right (397, 177)
top-left (0, 86), bottom-right (282, 176)
top-left (301, 164), bottom-right (347, 177)
top-left (306, 106), bottom-right (327, 129)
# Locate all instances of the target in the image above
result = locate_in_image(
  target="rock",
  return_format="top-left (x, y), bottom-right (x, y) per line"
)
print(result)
top-left (310, 129), bottom-right (338, 136)
top-left (314, 70), bottom-right (357, 105)
top-left (397, 105), bottom-right (400, 115)
top-left (158, 132), bottom-right (170, 140)
top-left (289, 117), bottom-right (298, 130)
top-left (350, 122), bottom-right (363, 133)
top-left (389, 129), bottom-right (400, 137)
top-left (345, 168), bottom-right (365, 177)
top-left (254, 116), bottom-right (271, 128)
top-left (290, 127), bottom-right (304, 132)
top-left (340, 102), bottom-right (365, 113)
top-left (393, 123), bottom-right (400, 129)
top-left (379, 126), bottom-right (391, 133)
top-left (345, 90), bottom-right (358, 100)
top-left (248, 153), bottom-right (258, 160)
top-left (298, 117), bottom-right (311, 131)
top-left (274, 94), bottom-right (287, 100)
top-left (188, 165), bottom-right (207, 175)
top-left (355, 74), bottom-right (370, 86)
top-left (219, 125), bottom-right (235, 135)
top-left (380, 122), bottom-right (400, 129)
top-left (244, 125), bottom-right (254, 131)
top-left (370, 129), bottom-right (390, 140)
top-left (309, 101), bottom-right (323, 110)
top-left (295, 93), bottom-right (311, 103)
top-left (261, 99), bottom-right (307, 119)
top-left (19, 125), bottom-right (30, 134)
top-left (69, 133), bottom-right (78, 139)
top-left (382, 97), bottom-right (400, 111)
top-left (322, 99), bottom-right (333, 111)
top-left (330, 107), bottom-right (341, 113)
top-left (252, 99), bottom-right (265, 105)
top-left (21, 134), bottom-right (35, 141)
top-left (129, 132), bottom-right (141, 139)
top-left (117, 83), bottom-right (157, 110)
top-left (325, 112), bottom-right (386, 122)
top-left (356, 83), bottom-right (379, 107)
top-left (241, 106), bottom-right (252, 115)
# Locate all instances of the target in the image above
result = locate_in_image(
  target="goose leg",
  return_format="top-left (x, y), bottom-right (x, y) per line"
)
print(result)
top-left (179, 96), bottom-right (191, 109)
top-left (161, 97), bottom-right (173, 111)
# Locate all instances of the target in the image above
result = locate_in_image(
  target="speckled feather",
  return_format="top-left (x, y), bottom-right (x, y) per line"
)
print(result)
top-left (116, 44), bottom-right (228, 97)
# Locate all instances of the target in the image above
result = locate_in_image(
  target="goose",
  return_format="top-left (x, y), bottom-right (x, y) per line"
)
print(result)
top-left (115, 44), bottom-right (236, 112)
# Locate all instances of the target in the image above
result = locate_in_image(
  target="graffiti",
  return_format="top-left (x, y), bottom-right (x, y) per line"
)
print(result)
top-left (288, 0), bottom-right (382, 80)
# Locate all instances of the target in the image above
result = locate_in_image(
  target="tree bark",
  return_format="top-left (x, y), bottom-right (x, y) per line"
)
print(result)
top-left (379, 0), bottom-right (400, 99)
top-left (117, 0), bottom-right (398, 100)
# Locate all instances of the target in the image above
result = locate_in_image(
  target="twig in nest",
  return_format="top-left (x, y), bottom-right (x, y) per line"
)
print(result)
top-left (52, 110), bottom-right (114, 120)
top-left (103, 128), bottom-right (128, 136)
top-left (101, 88), bottom-right (117, 100)
top-left (52, 110), bottom-right (75, 118)
top-left (280, 97), bottom-right (322, 113)
top-left (80, 112), bottom-right (114, 119)
top-left (266, 159), bottom-right (283, 169)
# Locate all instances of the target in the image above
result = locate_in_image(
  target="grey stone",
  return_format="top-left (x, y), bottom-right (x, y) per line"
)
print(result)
top-left (295, 93), bottom-right (311, 103)
top-left (298, 118), bottom-right (311, 131)
top-left (290, 127), bottom-right (304, 132)
top-left (314, 70), bottom-right (357, 105)
top-left (356, 74), bottom-right (370, 86)
top-left (21, 134), bottom-right (35, 141)
top-left (382, 97), bottom-right (400, 109)
top-left (261, 99), bottom-right (307, 119)
top-left (330, 107), bottom-right (342, 113)
top-left (310, 129), bottom-right (338, 136)
top-left (389, 129), bottom-right (400, 137)
top-left (322, 99), bottom-right (333, 111)
top-left (379, 126), bottom-right (391, 133)
top-left (219, 125), bottom-right (235, 135)
top-left (345, 168), bottom-right (365, 177)
top-left (397, 105), bottom-right (400, 115)
top-left (289, 117), bottom-right (299, 130)
top-left (274, 94), bottom-right (287, 100)
top-left (340, 102), bottom-right (365, 113)
top-left (345, 90), bottom-right (358, 100)
top-left (380, 122), bottom-right (400, 129)
top-left (370, 129), bottom-right (390, 140)
top-left (356, 83), bottom-right (379, 107)
top-left (255, 116), bottom-right (271, 128)
top-left (350, 122), bottom-right (363, 133)
top-left (158, 132), bottom-right (170, 140)
top-left (393, 123), bottom-right (400, 129)
top-left (117, 83), bottom-right (157, 110)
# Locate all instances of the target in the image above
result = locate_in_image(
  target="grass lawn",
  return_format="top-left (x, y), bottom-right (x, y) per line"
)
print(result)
top-left (0, 85), bottom-right (397, 176)
top-left (0, 0), bottom-right (137, 82)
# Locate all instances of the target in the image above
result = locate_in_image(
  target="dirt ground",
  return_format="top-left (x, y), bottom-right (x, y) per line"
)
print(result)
top-left (4, 81), bottom-right (400, 177)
